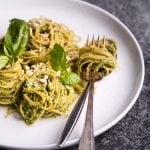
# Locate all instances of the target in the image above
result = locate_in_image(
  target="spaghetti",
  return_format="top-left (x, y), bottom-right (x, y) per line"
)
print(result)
top-left (0, 17), bottom-right (117, 125)
top-left (23, 17), bottom-right (80, 63)
top-left (78, 38), bottom-right (117, 79)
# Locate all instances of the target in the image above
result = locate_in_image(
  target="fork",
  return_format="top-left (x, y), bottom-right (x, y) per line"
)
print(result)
top-left (78, 35), bottom-right (101, 150)
top-left (57, 35), bottom-right (101, 150)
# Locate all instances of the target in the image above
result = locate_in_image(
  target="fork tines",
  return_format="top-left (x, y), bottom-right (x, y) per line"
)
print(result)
top-left (86, 35), bottom-right (100, 48)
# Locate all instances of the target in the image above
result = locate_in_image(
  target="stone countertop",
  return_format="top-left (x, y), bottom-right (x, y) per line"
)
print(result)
top-left (63, 0), bottom-right (150, 150)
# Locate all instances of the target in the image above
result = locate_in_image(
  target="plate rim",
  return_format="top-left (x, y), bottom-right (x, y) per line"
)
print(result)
top-left (0, 0), bottom-right (145, 149)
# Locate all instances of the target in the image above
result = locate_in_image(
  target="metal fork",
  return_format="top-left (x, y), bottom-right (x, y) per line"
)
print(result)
top-left (57, 35), bottom-right (101, 150)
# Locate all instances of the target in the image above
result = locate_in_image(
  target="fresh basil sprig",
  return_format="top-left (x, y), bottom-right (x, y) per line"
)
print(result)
top-left (0, 40), bottom-right (4, 55)
top-left (0, 18), bottom-right (29, 69)
top-left (0, 40), bottom-right (8, 70)
top-left (4, 18), bottom-right (29, 63)
top-left (51, 44), bottom-right (81, 86)
top-left (0, 56), bottom-right (8, 70)
top-left (51, 43), bottom-right (67, 71)
top-left (61, 72), bottom-right (81, 86)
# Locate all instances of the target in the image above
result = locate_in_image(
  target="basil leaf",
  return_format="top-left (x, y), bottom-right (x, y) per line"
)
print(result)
top-left (51, 44), bottom-right (81, 86)
top-left (4, 18), bottom-right (29, 61)
top-left (0, 38), bottom-right (5, 55)
top-left (51, 44), bottom-right (66, 71)
top-left (0, 56), bottom-right (8, 70)
top-left (0, 44), bottom-right (4, 55)
top-left (61, 72), bottom-right (81, 86)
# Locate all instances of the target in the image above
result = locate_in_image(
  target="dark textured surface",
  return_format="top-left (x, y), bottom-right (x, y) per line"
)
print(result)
top-left (62, 0), bottom-right (150, 150)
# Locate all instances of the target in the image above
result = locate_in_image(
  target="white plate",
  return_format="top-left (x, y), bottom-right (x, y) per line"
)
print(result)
top-left (0, 0), bottom-right (144, 149)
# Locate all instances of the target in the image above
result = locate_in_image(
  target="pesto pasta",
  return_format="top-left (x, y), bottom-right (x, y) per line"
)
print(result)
top-left (0, 59), bottom-right (24, 105)
top-left (0, 17), bottom-right (117, 125)
top-left (23, 17), bottom-right (79, 63)
top-left (19, 63), bottom-right (75, 124)
top-left (78, 38), bottom-right (117, 79)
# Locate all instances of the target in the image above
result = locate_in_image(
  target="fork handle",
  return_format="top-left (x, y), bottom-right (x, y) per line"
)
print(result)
top-left (57, 82), bottom-right (91, 147)
top-left (78, 81), bottom-right (95, 150)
